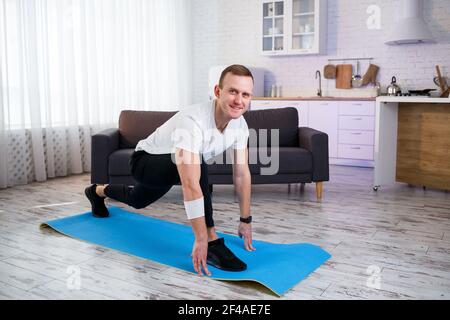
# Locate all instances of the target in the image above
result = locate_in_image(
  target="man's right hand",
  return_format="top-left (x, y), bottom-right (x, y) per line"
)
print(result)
top-left (191, 238), bottom-right (211, 276)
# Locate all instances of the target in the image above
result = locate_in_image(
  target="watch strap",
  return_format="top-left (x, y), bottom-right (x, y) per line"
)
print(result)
top-left (240, 216), bottom-right (252, 224)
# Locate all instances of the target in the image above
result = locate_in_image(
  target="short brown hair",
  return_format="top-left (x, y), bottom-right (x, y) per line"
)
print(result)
top-left (218, 64), bottom-right (254, 88)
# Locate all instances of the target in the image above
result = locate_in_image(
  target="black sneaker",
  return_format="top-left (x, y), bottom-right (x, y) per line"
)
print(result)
top-left (207, 238), bottom-right (247, 272)
top-left (84, 184), bottom-right (109, 218)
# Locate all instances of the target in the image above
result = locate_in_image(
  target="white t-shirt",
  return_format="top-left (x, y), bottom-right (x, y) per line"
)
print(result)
top-left (135, 100), bottom-right (249, 161)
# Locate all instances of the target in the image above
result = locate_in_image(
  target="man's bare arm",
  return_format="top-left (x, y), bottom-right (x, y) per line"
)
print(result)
top-left (175, 148), bottom-right (211, 275)
top-left (233, 148), bottom-right (251, 218)
top-left (233, 148), bottom-right (255, 251)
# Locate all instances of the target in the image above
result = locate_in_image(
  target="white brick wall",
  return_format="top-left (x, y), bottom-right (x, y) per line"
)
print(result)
top-left (191, 0), bottom-right (450, 102)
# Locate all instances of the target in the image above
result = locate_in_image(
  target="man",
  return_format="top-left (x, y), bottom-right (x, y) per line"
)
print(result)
top-left (85, 64), bottom-right (255, 276)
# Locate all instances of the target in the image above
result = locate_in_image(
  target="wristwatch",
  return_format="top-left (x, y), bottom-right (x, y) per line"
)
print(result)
top-left (239, 216), bottom-right (252, 224)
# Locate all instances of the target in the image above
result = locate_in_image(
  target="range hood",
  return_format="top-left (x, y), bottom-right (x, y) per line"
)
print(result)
top-left (385, 0), bottom-right (433, 45)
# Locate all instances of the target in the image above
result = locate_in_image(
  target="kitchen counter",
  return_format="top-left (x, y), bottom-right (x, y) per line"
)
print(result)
top-left (374, 97), bottom-right (450, 191)
top-left (253, 96), bottom-right (376, 101)
top-left (376, 96), bottom-right (450, 103)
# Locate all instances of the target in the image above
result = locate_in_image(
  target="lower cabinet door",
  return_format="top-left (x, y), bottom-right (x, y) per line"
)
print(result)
top-left (308, 101), bottom-right (339, 158)
top-left (338, 144), bottom-right (374, 160)
top-left (338, 130), bottom-right (374, 145)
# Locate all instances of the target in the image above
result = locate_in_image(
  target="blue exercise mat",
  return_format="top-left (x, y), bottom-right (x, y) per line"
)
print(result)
top-left (41, 206), bottom-right (331, 296)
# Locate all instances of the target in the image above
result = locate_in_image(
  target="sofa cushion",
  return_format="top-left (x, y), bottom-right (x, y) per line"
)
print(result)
top-left (119, 110), bottom-right (177, 149)
top-left (109, 149), bottom-right (134, 176)
top-left (207, 147), bottom-right (312, 175)
top-left (244, 107), bottom-right (299, 147)
top-left (109, 147), bottom-right (312, 177)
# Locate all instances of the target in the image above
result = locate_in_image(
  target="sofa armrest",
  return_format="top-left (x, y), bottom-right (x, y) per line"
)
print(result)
top-left (298, 127), bottom-right (329, 182)
top-left (91, 128), bottom-right (120, 184)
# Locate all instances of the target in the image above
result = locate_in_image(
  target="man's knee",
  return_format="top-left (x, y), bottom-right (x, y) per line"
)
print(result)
top-left (129, 200), bottom-right (148, 209)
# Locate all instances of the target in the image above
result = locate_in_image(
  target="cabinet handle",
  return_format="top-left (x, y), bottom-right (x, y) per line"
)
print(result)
top-left (351, 132), bottom-right (362, 135)
top-left (352, 118), bottom-right (363, 120)
top-left (350, 147), bottom-right (361, 150)
top-left (352, 103), bottom-right (363, 106)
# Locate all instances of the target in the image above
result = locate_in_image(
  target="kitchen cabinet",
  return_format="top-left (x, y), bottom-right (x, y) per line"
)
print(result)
top-left (337, 101), bottom-right (375, 162)
top-left (250, 100), bottom-right (309, 126)
top-left (338, 144), bottom-right (374, 161)
top-left (250, 98), bottom-right (376, 167)
top-left (338, 116), bottom-right (375, 131)
top-left (261, 0), bottom-right (327, 56)
top-left (308, 101), bottom-right (338, 158)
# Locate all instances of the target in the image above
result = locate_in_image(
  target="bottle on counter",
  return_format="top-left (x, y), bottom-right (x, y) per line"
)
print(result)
top-left (277, 86), bottom-right (282, 97)
top-left (271, 84), bottom-right (276, 97)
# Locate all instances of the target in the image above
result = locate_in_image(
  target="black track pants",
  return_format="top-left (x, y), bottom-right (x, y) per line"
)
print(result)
top-left (104, 150), bottom-right (214, 227)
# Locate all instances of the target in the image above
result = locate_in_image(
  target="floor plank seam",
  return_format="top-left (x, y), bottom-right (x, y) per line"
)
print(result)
top-left (26, 278), bottom-right (56, 293)
top-left (320, 283), bottom-right (333, 297)
top-left (0, 279), bottom-right (31, 294)
top-left (0, 257), bottom-right (64, 282)
top-left (0, 252), bottom-right (26, 262)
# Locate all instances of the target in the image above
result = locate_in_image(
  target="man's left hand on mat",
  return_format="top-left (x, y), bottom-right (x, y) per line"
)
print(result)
top-left (238, 222), bottom-right (256, 251)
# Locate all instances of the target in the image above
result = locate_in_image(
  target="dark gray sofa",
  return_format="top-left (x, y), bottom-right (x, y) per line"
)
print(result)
top-left (91, 107), bottom-right (329, 199)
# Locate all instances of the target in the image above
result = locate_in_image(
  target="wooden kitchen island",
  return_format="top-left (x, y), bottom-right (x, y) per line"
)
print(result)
top-left (374, 96), bottom-right (450, 191)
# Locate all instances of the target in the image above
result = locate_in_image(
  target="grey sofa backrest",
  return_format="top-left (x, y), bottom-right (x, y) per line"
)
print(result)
top-left (243, 107), bottom-right (299, 147)
top-left (118, 110), bottom-right (177, 148)
top-left (118, 106), bottom-right (299, 149)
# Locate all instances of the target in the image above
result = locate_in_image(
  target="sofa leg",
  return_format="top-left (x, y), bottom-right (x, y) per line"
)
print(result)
top-left (315, 182), bottom-right (323, 200)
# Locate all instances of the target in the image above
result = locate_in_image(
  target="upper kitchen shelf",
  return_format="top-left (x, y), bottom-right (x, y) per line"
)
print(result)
top-left (261, 0), bottom-right (328, 56)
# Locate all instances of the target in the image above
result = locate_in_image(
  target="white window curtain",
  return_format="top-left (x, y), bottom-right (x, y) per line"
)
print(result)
top-left (0, 0), bottom-right (193, 189)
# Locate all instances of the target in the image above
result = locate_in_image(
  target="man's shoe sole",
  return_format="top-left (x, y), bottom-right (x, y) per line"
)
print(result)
top-left (206, 258), bottom-right (247, 272)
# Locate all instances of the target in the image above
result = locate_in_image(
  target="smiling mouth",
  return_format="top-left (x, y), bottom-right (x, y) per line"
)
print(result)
top-left (230, 105), bottom-right (243, 111)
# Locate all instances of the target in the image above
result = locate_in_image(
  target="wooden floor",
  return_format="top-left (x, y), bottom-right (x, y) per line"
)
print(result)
top-left (0, 165), bottom-right (449, 300)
